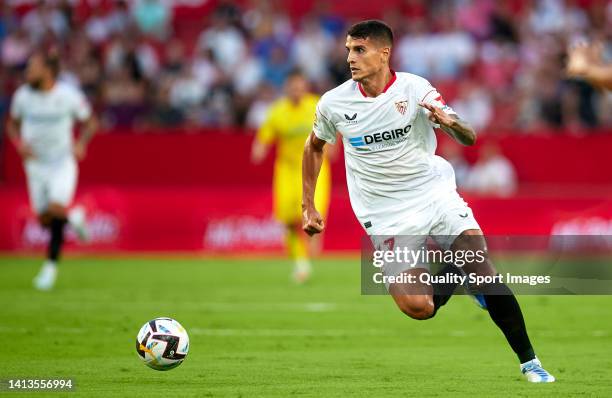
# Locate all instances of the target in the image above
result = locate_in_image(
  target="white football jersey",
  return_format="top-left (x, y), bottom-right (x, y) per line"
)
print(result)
top-left (10, 82), bottom-right (92, 163)
top-left (313, 71), bottom-right (458, 232)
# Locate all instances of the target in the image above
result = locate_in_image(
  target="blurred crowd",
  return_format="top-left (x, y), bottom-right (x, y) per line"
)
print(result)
top-left (0, 0), bottom-right (611, 133)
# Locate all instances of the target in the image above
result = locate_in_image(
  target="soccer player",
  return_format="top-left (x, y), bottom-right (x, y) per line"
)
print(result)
top-left (252, 69), bottom-right (332, 283)
top-left (301, 20), bottom-right (555, 382)
top-left (6, 52), bottom-right (97, 291)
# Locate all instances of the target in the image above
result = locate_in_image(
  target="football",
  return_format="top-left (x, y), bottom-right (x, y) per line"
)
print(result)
top-left (136, 317), bottom-right (189, 371)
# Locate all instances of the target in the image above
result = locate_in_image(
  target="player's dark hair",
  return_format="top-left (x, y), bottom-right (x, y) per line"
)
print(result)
top-left (286, 68), bottom-right (306, 80)
top-left (347, 20), bottom-right (394, 47)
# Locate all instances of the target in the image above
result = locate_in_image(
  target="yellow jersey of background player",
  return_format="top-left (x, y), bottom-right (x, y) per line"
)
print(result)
top-left (251, 69), bottom-right (332, 283)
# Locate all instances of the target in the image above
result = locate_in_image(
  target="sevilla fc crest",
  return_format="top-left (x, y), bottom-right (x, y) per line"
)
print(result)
top-left (395, 101), bottom-right (408, 115)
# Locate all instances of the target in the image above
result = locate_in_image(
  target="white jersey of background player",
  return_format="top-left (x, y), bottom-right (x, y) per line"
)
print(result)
top-left (301, 20), bottom-right (555, 383)
top-left (7, 52), bottom-right (97, 291)
top-left (12, 82), bottom-right (90, 163)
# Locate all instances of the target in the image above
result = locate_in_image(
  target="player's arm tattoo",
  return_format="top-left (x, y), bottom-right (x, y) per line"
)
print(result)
top-left (440, 115), bottom-right (476, 146)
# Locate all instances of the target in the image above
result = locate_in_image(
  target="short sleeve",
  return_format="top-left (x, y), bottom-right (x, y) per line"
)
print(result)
top-left (70, 88), bottom-right (92, 121)
top-left (414, 77), bottom-right (457, 127)
top-left (10, 89), bottom-right (26, 119)
top-left (312, 98), bottom-right (336, 144)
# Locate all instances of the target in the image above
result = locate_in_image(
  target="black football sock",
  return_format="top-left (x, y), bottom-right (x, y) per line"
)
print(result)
top-left (48, 217), bottom-right (67, 262)
top-left (432, 263), bottom-right (461, 315)
top-left (482, 282), bottom-right (536, 363)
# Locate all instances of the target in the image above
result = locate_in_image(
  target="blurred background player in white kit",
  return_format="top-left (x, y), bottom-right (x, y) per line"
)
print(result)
top-left (6, 51), bottom-right (97, 290)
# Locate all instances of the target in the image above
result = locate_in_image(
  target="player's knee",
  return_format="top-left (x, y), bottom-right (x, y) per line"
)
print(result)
top-left (396, 297), bottom-right (434, 320)
top-left (38, 213), bottom-right (52, 227)
top-left (47, 203), bottom-right (67, 219)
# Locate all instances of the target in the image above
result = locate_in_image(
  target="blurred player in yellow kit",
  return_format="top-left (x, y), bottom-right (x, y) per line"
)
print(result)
top-left (251, 69), bottom-right (332, 282)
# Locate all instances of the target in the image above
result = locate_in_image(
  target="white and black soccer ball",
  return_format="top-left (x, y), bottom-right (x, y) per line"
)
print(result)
top-left (136, 317), bottom-right (189, 371)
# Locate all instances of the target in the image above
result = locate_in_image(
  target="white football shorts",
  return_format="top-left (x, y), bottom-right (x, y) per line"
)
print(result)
top-left (371, 187), bottom-right (481, 281)
top-left (24, 157), bottom-right (78, 214)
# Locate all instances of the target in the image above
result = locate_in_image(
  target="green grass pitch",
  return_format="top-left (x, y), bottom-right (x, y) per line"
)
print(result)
top-left (1, 256), bottom-right (611, 397)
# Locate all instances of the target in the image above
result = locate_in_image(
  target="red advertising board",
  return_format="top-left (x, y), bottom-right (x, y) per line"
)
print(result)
top-left (0, 186), bottom-right (611, 253)
top-left (1, 131), bottom-right (611, 253)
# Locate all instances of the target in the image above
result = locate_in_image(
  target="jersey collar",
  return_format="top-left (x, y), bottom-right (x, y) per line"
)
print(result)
top-left (358, 69), bottom-right (397, 98)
